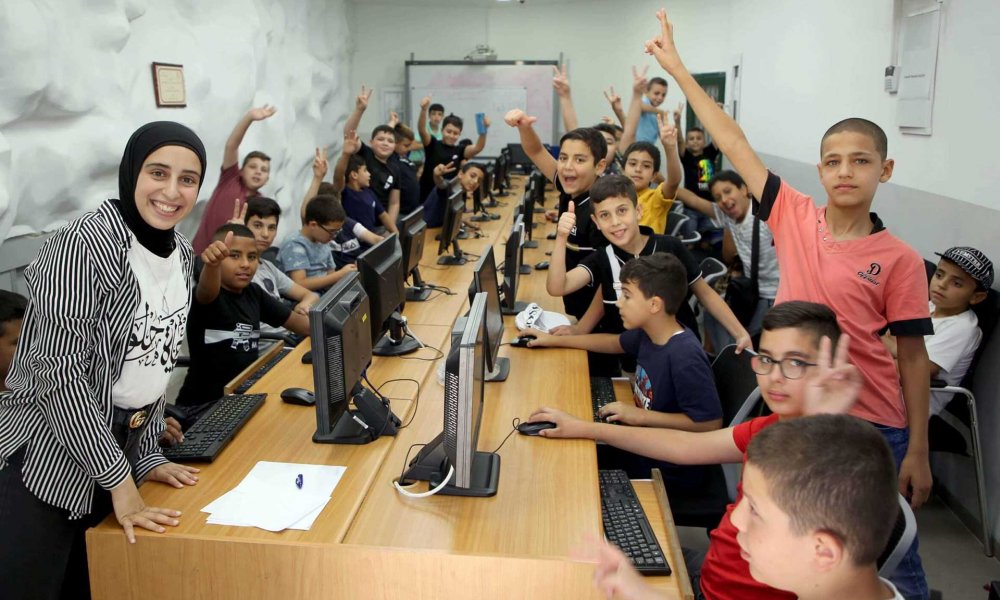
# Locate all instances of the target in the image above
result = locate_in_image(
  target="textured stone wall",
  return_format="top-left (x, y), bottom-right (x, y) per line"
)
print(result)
top-left (0, 0), bottom-right (351, 243)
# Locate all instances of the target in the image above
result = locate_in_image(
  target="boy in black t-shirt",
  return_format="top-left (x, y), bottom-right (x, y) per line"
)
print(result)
top-left (523, 253), bottom-right (723, 485)
top-left (343, 86), bottom-right (403, 222)
top-left (390, 121), bottom-right (424, 215)
top-left (545, 174), bottom-right (751, 352)
top-left (679, 124), bottom-right (722, 234)
top-left (176, 224), bottom-right (310, 407)
top-left (417, 95), bottom-right (489, 200)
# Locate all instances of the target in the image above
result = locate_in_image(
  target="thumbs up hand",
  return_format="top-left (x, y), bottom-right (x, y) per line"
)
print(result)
top-left (557, 201), bottom-right (576, 239)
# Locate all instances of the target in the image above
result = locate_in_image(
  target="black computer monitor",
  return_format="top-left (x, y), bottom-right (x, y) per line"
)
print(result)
top-left (520, 183), bottom-right (539, 249)
top-left (501, 215), bottom-right (529, 315)
top-left (507, 143), bottom-right (531, 173)
top-left (356, 234), bottom-right (420, 356)
top-left (469, 246), bottom-right (508, 382)
top-left (480, 164), bottom-right (499, 208)
top-left (403, 293), bottom-right (499, 497)
top-left (397, 207), bottom-right (430, 302)
top-left (309, 273), bottom-right (377, 444)
top-left (493, 151), bottom-right (510, 196)
top-left (436, 191), bottom-right (467, 266)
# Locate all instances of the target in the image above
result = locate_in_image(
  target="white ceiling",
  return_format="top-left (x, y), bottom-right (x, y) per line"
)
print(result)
top-left (347, 0), bottom-right (569, 6)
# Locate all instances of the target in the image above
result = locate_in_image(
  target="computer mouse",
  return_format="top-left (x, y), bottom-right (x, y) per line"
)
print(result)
top-left (301, 350), bottom-right (313, 364)
top-left (281, 387), bottom-right (316, 406)
top-left (546, 232), bottom-right (557, 240)
top-left (510, 334), bottom-right (536, 348)
top-left (534, 261), bottom-right (549, 270)
top-left (517, 421), bottom-right (557, 436)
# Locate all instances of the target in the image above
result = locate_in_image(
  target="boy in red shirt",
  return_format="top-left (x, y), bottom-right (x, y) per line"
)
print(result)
top-left (532, 301), bottom-right (860, 600)
top-left (643, 9), bottom-right (931, 596)
top-left (192, 105), bottom-right (278, 253)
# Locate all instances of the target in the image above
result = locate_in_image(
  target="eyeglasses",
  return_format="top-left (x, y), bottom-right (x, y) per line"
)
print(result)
top-left (746, 350), bottom-right (818, 380)
top-left (319, 224), bottom-right (342, 237)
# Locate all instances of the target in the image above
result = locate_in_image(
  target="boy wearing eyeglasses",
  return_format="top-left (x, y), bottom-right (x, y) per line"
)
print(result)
top-left (530, 301), bottom-right (863, 600)
top-left (277, 195), bottom-right (358, 293)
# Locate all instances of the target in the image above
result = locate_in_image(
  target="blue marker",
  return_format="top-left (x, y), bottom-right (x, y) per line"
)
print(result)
top-left (295, 473), bottom-right (304, 489)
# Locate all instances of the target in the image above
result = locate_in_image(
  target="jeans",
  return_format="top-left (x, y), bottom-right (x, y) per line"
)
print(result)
top-left (682, 547), bottom-right (707, 600)
top-left (704, 297), bottom-right (773, 352)
top-left (872, 423), bottom-right (930, 600)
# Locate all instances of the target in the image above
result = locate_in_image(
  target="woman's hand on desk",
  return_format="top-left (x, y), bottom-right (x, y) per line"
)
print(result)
top-left (147, 462), bottom-right (200, 488)
top-left (598, 402), bottom-right (643, 426)
top-left (528, 407), bottom-right (589, 439)
top-left (111, 477), bottom-right (183, 544)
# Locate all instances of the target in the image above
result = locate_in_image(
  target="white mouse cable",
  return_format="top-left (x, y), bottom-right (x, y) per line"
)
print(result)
top-left (393, 465), bottom-right (455, 498)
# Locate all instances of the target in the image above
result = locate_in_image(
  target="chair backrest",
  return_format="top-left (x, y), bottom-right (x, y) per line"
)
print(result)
top-left (711, 345), bottom-right (759, 425)
top-left (666, 212), bottom-right (689, 237)
top-left (877, 494), bottom-right (917, 576)
top-left (700, 257), bottom-right (728, 288)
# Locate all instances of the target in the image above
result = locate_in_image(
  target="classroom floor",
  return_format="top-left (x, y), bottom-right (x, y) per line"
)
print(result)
top-left (677, 496), bottom-right (1000, 599)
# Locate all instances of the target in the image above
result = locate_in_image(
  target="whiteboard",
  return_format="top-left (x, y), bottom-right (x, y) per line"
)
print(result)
top-left (406, 62), bottom-right (558, 159)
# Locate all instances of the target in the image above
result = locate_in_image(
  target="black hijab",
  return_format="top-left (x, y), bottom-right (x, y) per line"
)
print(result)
top-left (114, 121), bottom-right (207, 258)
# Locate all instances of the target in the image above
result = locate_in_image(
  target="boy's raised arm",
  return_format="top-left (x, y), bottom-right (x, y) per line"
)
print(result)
top-left (417, 96), bottom-right (432, 146)
top-left (545, 202), bottom-right (593, 296)
top-left (658, 112), bottom-right (682, 199)
top-left (344, 85), bottom-right (372, 135)
top-left (603, 86), bottom-right (627, 128)
top-left (301, 147), bottom-right (328, 223)
top-left (675, 187), bottom-right (715, 219)
top-left (463, 116), bottom-right (489, 158)
top-left (223, 105), bottom-right (277, 169)
top-left (504, 109), bottom-right (557, 181)
top-left (196, 232), bottom-right (233, 305)
top-left (620, 66), bottom-right (648, 150)
top-left (553, 65), bottom-right (579, 132)
top-left (645, 9), bottom-right (767, 199)
top-left (332, 131), bottom-right (361, 194)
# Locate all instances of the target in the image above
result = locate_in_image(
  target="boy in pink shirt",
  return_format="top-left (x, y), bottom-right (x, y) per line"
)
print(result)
top-left (192, 105), bottom-right (277, 253)
top-left (645, 8), bottom-right (931, 598)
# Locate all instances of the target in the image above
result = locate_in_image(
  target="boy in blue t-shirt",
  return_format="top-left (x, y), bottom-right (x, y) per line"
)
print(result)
top-left (523, 252), bottom-right (722, 484)
top-left (333, 131), bottom-right (398, 235)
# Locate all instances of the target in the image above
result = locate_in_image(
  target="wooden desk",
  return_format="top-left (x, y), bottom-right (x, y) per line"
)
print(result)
top-left (86, 175), bottom-right (688, 599)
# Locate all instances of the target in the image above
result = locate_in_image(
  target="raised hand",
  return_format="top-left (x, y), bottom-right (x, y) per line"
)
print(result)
top-left (504, 109), bottom-right (537, 129)
top-left (600, 115), bottom-right (614, 124)
top-left (420, 95), bottom-right (432, 109)
top-left (355, 85), bottom-right (373, 110)
top-left (343, 130), bottom-right (361, 155)
top-left (674, 101), bottom-right (684, 123)
top-left (226, 198), bottom-right (247, 225)
top-left (603, 86), bottom-right (622, 109)
top-left (657, 112), bottom-right (678, 147)
top-left (644, 9), bottom-right (684, 75)
top-left (312, 146), bottom-right (329, 179)
top-left (388, 111), bottom-right (400, 128)
top-left (433, 161), bottom-right (456, 177)
top-left (552, 64), bottom-right (571, 98)
top-left (803, 335), bottom-right (862, 417)
top-left (556, 200), bottom-right (576, 239)
top-left (631, 65), bottom-right (650, 96)
top-left (201, 231), bottom-right (233, 268)
top-left (247, 104), bottom-right (277, 121)
top-left (481, 115), bottom-right (491, 129)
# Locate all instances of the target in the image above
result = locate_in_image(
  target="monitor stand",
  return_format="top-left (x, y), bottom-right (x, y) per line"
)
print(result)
top-left (469, 210), bottom-right (491, 222)
top-left (437, 240), bottom-right (468, 266)
top-left (501, 301), bottom-right (529, 316)
top-left (373, 313), bottom-right (422, 356)
top-left (485, 357), bottom-right (510, 382)
top-left (405, 268), bottom-right (433, 302)
top-left (313, 385), bottom-right (400, 445)
top-left (403, 433), bottom-right (500, 497)
top-left (519, 264), bottom-right (532, 274)
top-left (522, 240), bottom-right (539, 249)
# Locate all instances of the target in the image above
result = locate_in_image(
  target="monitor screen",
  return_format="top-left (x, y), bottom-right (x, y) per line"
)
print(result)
top-left (470, 247), bottom-right (504, 372)
top-left (356, 234), bottom-right (405, 345)
top-left (437, 191), bottom-right (465, 256)
top-left (444, 292), bottom-right (487, 488)
top-left (397, 207), bottom-right (426, 275)
top-left (502, 215), bottom-right (523, 310)
top-left (308, 272), bottom-right (372, 441)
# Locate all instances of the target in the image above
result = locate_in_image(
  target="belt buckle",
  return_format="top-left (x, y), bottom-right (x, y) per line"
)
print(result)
top-left (128, 410), bottom-right (148, 429)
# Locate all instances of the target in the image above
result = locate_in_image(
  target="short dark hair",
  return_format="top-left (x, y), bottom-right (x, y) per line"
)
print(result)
top-left (623, 142), bottom-right (661, 173)
top-left (461, 162), bottom-right (485, 176)
top-left (611, 124), bottom-right (624, 134)
top-left (429, 103), bottom-right (445, 114)
top-left (558, 128), bottom-right (607, 167)
top-left (346, 154), bottom-right (367, 178)
top-left (746, 414), bottom-right (898, 566)
top-left (394, 123), bottom-right (415, 142)
top-left (822, 117), bottom-right (888, 160)
top-left (241, 151), bottom-right (271, 167)
top-left (619, 253), bottom-right (688, 315)
top-left (317, 182), bottom-right (337, 196)
top-left (371, 124), bottom-right (397, 141)
top-left (708, 170), bottom-right (747, 195)
top-left (442, 114), bottom-right (463, 131)
top-left (305, 195), bottom-right (346, 225)
top-left (591, 174), bottom-right (637, 206)
top-left (687, 126), bottom-right (704, 136)
top-left (647, 77), bottom-right (668, 90)
top-left (762, 301), bottom-right (841, 348)
top-left (593, 123), bottom-right (617, 141)
top-left (213, 223), bottom-right (255, 242)
top-left (0, 290), bottom-right (27, 336)
top-left (245, 197), bottom-right (281, 224)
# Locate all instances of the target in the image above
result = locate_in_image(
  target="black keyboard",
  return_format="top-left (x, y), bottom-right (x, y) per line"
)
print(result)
top-left (599, 469), bottom-right (672, 576)
top-left (162, 393), bottom-right (266, 462)
top-left (591, 377), bottom-right (617, 423)
top-left (234, 347), bottom-right (292, 393)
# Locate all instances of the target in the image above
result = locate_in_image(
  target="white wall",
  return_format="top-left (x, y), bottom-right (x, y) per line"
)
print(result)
top-left (347, 0), bottom-right (737, 142)
top-left (0, 0), bottom-right (353, 245)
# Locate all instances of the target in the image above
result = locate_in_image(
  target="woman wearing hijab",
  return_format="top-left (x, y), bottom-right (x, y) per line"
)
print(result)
top-left (0, 122), bottom-right (207, 599)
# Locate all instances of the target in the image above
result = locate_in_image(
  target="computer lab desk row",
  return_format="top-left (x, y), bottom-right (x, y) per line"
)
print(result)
top-left (87, 176), bottom-right (692, 599)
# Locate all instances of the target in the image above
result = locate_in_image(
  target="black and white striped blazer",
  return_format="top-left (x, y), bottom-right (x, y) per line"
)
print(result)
top-left (0, 201), bottom-right (194, 518)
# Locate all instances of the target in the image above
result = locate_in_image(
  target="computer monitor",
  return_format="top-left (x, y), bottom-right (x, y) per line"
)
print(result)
top-left (493, 150), bottom-right (510, 197)
top-left (468, 246), bottom-right (509, 382)
top-left (501, 215), bottom-right (528, 315)
top-left (480, 164), bottom-right (499, 208)
top-left (520, 183), bottom-right (539, 250)
top-left (403, 293), bottom-right (500, 497)
top-left (396, 207), bottom-right (431, 302)
top-left (507, 143), bottom-right (532, 173)
top-left (436, 191), bottom-right (467, 266)
top-left (356, 234), bottom-right (420, 356)
top-left (309, 272), bottom-right (390, 445)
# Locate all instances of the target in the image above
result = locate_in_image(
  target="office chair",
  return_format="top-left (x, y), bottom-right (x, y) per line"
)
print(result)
top-left (923, 260), bottom-right (998, 556)
top-left (699, 257), bottom-right (728, 289)
top-left (877, 494), bottom-right (918, 576)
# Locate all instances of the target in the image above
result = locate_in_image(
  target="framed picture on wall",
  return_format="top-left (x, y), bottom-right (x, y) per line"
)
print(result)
top-left (151, 62), bottom-right (187, 108)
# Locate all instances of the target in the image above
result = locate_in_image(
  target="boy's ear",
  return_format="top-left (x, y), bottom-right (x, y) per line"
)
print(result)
top-left (970, 289), bottom-right (989, 306)
top-left (879, 158), bottom-right (895, 183)
top-left (647, 295), bottom-right (664, 315)
top-left (811, 530), bottom-right (845, 573)
top-left (595, 157), bottom-right (608, 174)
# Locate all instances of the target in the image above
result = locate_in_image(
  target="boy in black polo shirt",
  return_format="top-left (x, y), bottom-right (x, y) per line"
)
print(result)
top-left (547, 174), bottom-right (751, 353)
top-left (390, 122), bottom-right (424, 215)
top-left (417, 95), bottom-right (489, 200)
top-left (176, 224), bottom-right (311, 407)
top-left (504, 108), bottom-right (610, 320)
top-left (343, 86), bottom-right (403, 223)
